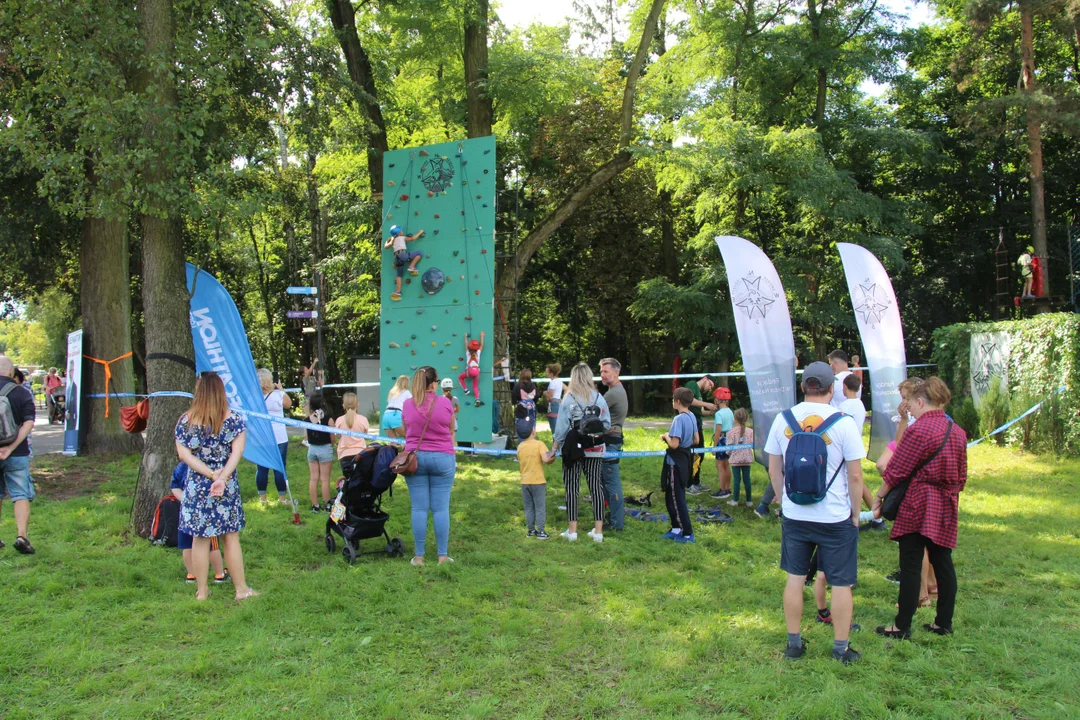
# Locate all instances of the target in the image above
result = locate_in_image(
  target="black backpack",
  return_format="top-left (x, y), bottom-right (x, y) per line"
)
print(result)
top-left (562, 393), bottom-right (606, 461)
top-left (150, 495), bottom-right (181, 547)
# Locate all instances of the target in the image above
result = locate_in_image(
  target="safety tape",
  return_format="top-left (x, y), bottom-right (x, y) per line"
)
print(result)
top-left (966, 386), bottom-right (1067, 447)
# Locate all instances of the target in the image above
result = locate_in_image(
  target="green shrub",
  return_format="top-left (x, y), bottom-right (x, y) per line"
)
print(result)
top-left (948, 396), bottom-right (979, 439)
top-left (979, 376), bottom-right (1011, 446)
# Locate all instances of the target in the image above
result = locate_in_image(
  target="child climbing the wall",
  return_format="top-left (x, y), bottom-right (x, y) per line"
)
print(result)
top-left (459, 330), bottom-right (486, 407)
top-left (383, 224), bottom-right (425, 301)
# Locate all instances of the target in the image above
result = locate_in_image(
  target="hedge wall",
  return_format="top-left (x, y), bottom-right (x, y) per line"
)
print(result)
top-left (931, 313), bottom-right (1080, 453)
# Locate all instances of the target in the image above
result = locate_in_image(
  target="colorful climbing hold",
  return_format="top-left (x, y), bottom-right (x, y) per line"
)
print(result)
top-left (475, 290), bottom-right (480, 295)
top-left (389, 163), bottom-right (395, 168)
top-left (460, 259), bottom-right (465, 264)
top-left (422, 267), bottom-right (445, 295)
top-left (482, 204), bottom-right (488, 208)
top-left (428, 191), bottom-right (434, 197)
top-left (411, 350), bottom-right (416, 355)
top-left (416, 309), bottom-right (424, 314)
top-left (434, 214), bottom-right (440, 219)
top-left (465, 316), bottom-right (473, 320)
top-left (453, 250), bottom-right (459, 256)
top-left (434, 230), bottom-right (440, 235)
top-left (399, 194), bottom-right (409, 200)
top-left (452, 366), bottom-right (459, 370)
top-left (483, 149), bottom-right (491, 154)
top-left (405, 279), bottom-right (411, 285)
top-left (481, 249), bottom-right (487, 254)
top-left (483, 169), bottom-right (489, 174)
top-left (476, 195), bottom-right (481, 199)
top-left (388, 342), bottom-right (400, 348)
top-left (410, 334), bottom-right (417, 339)
top-left (388, 181), bottom-right (396, 186)
top-left (431, 342), bottom-right (436, 347)
top-left (419, 149), bottom-right (430, 157)
top-left (431, 325), bottom-right (437, 330)
top-left (459, 275), bottom-right (464, 279)
top-left (405, 342), bottom-right (410, 347)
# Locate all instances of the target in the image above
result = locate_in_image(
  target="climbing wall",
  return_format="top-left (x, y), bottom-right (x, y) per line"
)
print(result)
top-left (380, 136), bottom-right (497, 443)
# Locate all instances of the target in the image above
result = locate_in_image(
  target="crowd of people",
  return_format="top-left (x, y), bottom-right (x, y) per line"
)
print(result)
top-left (0, 348), bottom-right (970, 663)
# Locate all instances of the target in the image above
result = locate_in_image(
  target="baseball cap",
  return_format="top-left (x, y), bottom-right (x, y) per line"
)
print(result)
top-left (515, 417), bottom-right (535, 441)
top-left (713, 387), bottom-right (731, 401)
top-left (440, 378), bottom-right (453, 389)
top-left (802, 361), bottom-right (835, 392)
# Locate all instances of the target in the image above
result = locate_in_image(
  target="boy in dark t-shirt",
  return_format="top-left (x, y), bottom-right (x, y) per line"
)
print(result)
top-left (660, 387), bottom-right (699, 544)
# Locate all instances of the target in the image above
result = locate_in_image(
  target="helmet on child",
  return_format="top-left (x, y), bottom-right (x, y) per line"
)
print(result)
top-left (468, 340), bottom-right (481, 351)
top-left (713, 387), bottom-right (732, 401)
top-left (389, 225), bottom-right (403, 237)
top-left (440, 378), bottom-right (454, 389)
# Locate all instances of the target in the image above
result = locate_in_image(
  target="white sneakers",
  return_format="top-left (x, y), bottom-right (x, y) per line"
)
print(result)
top-left (560, 529), bottom-right (578, 541)
top-left (562, 529), bottom-right (605, 542)
top-left (587, 529), bottom-right (604, 543)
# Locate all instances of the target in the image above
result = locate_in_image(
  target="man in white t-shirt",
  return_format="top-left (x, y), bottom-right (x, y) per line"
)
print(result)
top-left (827, 349), bottom-right (860, 410)
top-left (765, 361), bottom-right (865, 664)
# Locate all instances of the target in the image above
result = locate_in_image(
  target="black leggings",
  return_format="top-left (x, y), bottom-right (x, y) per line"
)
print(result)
top-left (895, 533), bottom-right (958, 633)
top-left (663, 469), bottom-right (693, 536)
top-left (563, 458), bottom-right (605, 523)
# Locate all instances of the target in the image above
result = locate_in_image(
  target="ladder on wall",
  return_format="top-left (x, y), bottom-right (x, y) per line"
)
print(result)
top-left (994, 229), bottom-right (1010, 319)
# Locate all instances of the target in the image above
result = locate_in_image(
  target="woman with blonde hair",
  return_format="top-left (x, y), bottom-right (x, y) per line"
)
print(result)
top-left (401, 366), bottom-right (457, 565)
top-left (383, 375), bottom-right (411, 439)
top-left (334, 391), bottom-right (370, 477)
top-left (174, 372), bottom-right (257, 602)
top-left (551, 362), bottom-right (610, 543)
top-left (255, 368), bottom-right (292, 505)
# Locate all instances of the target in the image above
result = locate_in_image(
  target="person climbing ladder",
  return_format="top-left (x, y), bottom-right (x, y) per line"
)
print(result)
top-left (384, 224), bottom-right (425, 301)
top-left (458, 331), bottom-right (485, 407)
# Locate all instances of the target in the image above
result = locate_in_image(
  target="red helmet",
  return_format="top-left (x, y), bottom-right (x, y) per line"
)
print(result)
top-left (713, 387), bottom-right (732, 401)
top-left (468, 340), bottom-right (481, 351)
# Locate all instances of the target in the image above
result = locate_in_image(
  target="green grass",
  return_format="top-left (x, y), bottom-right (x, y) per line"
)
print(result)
top-left (1, 430), bottom-right (1079, 719)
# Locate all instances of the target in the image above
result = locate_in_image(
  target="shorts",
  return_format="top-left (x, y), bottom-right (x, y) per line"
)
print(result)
top-left (713, 432), bottom-right (729, 460)
top-left (307, 443), bottom-right (334, 463)
top-left (394, 250), bottom-right (422, 277)
top-left (178, 532), bottom-right (221, 551)
top-left (383, 408), bottom-right (403, 430)
top-left (0, 455), bottom-right (35, 502)
top-left (780, 516), bottom-right (859, 587)
top-left (547, 399), bottom-right (560, 418)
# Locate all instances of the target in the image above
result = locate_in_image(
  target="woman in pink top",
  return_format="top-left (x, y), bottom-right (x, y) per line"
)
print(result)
top-left (334, 392), bottom-right (370, 478)
top-left (401, 366), bottom-right (457, 565)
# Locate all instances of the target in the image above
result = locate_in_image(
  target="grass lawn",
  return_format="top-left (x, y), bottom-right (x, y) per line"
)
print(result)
top-left (1, 429), bottom-right (1078, 719)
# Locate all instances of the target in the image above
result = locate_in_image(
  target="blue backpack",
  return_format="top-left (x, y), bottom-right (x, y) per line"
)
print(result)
top-left (781, 409), bottom-right (847, 505)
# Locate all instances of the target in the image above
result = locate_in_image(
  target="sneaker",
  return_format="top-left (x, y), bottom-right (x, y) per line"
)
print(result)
top-left (557, 505), bottom-right (567, 511)
top-left (661, 530), bottom-right (679, 540)
top-left (784, 641), bottom-right (806, 660)
top-left (832, 646), bottom-right (862, 664)
top-left (745, 502), bottom-right (754, 507)
top-left (886, 570), bottom-right (902, 584)
top-left (535, 530), bottom-right (550, 540)
top-left (560, 529), bottom-right (578, 542)
top-left (0, 537), bottom-right (5, 549)
top-left (583, 495), bottom-right (593, 504)
top-left (311, 505), bottom-right (321, 514)
top-left (727, 499), bottom-right (739, 506)
top-left (686, 484), bottom-right (704, 496)
top-left (587, 529), bottom-right (603, 543)
top-left (214, 571), bottom-right (231, 584)
top-left (674, 534), bottom-right (695, 544)
top-left (527, 529), bottom-right (537, 538)
top-left (710, 490), bottom-right (732, 499)
top-left (409, 269), bottom-right (420, 276)
top-left (753, 506), bottom-right (768, 519)
top-left (391, 292), bottom-right (402, 301)
top-left (474, 400), bottom-right (484, 407)
top-left (816, 609), bottom-right (832, 624)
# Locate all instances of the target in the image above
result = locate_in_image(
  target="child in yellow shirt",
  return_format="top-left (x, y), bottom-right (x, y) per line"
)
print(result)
top-left (516, 421), bottom-right (555, 539)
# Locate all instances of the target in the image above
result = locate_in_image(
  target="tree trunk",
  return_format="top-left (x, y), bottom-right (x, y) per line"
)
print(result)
top-left (325, 0), bottom-right (389, 196)
top-left (464, 0), bottom-right (493, 139)
top-left (131, 0), bottom-right (197, 537)
top-left (249, 222), bottom-right (279, 373)
top-left (807, 0), bottom-right (826, 127)
top-left (1021, 2), bottom-right (1048, 294)
top-left (79, 213), bottom-right (144, 454)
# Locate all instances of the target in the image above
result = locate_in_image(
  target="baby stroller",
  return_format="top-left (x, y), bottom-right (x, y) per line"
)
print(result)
top-left (325, 443), bottom-right (405, 564)
top-left (50, 389), bottom-right (66, 425)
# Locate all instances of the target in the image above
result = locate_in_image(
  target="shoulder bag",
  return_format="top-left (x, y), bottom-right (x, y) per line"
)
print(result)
top-left (390, 397), bottom-right (435, 476)
top-left (880, 420), bottom-right (954, 521)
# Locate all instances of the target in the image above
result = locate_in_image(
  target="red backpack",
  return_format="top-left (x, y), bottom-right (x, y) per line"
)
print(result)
top-left (149, 495), bottom-right (180, 547)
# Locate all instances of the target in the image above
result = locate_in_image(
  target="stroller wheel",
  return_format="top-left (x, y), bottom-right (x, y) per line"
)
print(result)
top-left (325, 533), bottom-right (336, 554)
top-left (390, 538), bottom-right (405, 557)
top-left (342, 545), bottom-right (357, 565)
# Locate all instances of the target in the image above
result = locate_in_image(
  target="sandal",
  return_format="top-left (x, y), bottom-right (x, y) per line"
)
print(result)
top-left (14, 536), bottom-right (35, 555)
top-left (235, 587), bottom-right (259, 601)
top-left (875, 625), bottom-right (910, 640)
top-left (923, 623), bottom-right (953, 636)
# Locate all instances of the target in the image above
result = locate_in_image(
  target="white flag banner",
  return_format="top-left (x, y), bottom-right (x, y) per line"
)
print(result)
top-left (837, 243), bottom-right (907, 460)
top-left (715, 236), bottom-right (797, 465)
top-left (970, 331), bottom-right (1010, 406)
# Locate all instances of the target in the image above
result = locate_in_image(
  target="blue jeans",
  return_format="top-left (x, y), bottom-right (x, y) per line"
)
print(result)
top-left (0, 454), bottom-right (34, 502)
top-left (256, 441), bottom-right (290, 495)
top-left (602, 436), bottom-right (624, 529)
top-left (406, 451), bottom-right (456, 556)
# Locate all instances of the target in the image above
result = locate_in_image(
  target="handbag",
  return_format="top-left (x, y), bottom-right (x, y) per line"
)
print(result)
top-left (389, 397), bottom-right (435, 476)
top-left (880, 420), bottom-right (953, 521)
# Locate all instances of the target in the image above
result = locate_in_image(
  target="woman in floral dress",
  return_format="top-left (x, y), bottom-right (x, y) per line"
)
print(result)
top-left (174, 372), bottom-right (258, 602)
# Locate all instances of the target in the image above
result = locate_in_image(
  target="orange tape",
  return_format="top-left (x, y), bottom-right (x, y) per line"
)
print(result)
top-left (84, 352), bottom-right (133, 419)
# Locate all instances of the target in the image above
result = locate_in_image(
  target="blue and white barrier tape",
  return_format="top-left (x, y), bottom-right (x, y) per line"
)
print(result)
top-left (966, 386), bottom-right (1067, 448)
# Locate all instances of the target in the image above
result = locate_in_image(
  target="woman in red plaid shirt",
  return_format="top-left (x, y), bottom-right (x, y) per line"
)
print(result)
top-left (872, 377), bottom-right (968, 639)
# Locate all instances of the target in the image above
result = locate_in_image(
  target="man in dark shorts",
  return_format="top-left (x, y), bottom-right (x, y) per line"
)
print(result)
top-left (764, 361), bottom-right (865, 663)
top-left (0, 355), bottom-right (38, 554)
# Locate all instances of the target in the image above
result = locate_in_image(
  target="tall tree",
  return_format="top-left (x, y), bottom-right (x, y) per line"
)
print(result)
top-left (464, 0), bottom-right (494, 138)
top-left (1020, 1), bottom-right (1049, 292)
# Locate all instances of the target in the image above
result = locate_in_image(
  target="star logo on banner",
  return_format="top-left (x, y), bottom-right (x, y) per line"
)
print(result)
top-left (853, 282), bottom-right (891, 327)
top-left (735, 274), bottom-right (775, 321)
top-left (971, 341), bottom-right (1005, 395)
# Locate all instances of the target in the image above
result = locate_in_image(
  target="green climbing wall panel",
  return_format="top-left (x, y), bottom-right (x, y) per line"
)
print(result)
top-left (380, 136), bottom-right (496, 442)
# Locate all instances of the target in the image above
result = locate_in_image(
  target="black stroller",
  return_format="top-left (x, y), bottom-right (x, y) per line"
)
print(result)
top-left (49, 389), bottom-right (66, 425)
top-left (325, 443), bottom-right (405, 564)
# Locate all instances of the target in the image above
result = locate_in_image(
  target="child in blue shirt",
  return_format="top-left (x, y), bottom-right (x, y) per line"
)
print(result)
top-left (660, 387), bottom-right (699, 544)
top-left (171, 462), bottom-right (228, 584)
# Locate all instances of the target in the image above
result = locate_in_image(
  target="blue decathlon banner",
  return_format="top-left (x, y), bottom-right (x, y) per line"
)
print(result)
top-left (185, 264), bottom-right (286, 478)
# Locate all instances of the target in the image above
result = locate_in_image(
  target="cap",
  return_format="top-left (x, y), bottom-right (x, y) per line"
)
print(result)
top-left (802, 361), bottom-right (835, 392)
top-left (1026, 245), bottom-right (1035, 253)
top-left (515, 417), bottom-right (535, 441)
top-left (440, 378), bottom-right (453, 389)
top-left (389, 225), bottom-right (403, 237)
top-left (713, 387), bottom-right (731, 401)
